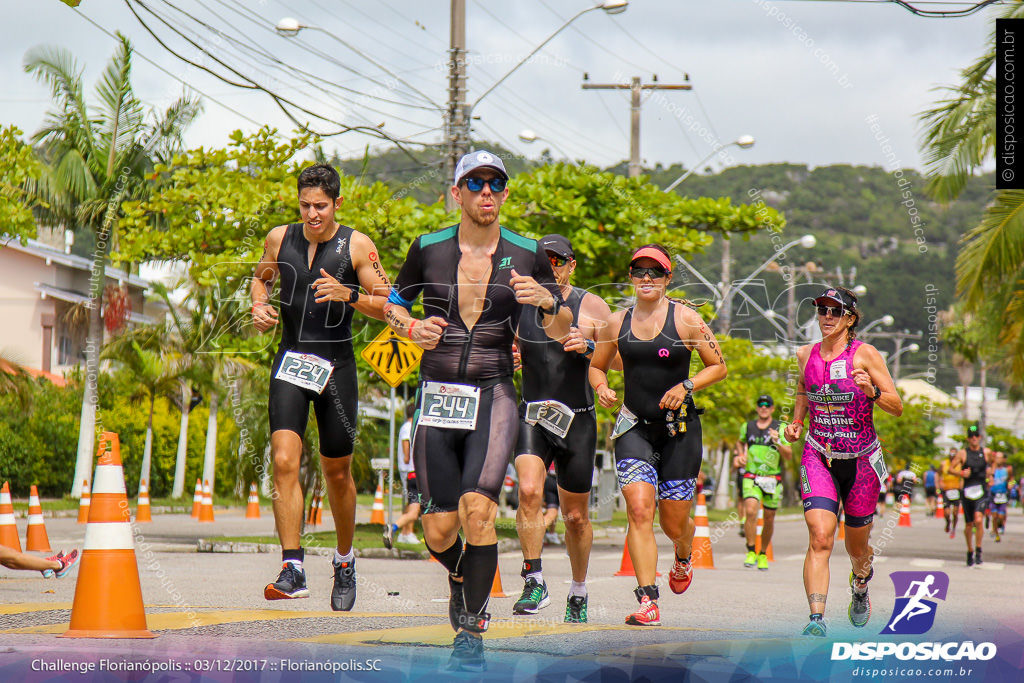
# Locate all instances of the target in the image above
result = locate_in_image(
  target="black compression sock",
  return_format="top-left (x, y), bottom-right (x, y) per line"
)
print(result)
top-left (462, 543), bottom-right (498, 616)
top-left (282, 548), bottom-right (304, 563)
top-left (746, 544), bottom-right (756, 553)
top-left (522, 558), bottom-right (542, 578)
top-left (427, 536), bottom-right (464, 577)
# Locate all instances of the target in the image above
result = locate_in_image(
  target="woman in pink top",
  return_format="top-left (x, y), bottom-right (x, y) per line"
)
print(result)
top-left (784, 286), bottom-right (903, 638)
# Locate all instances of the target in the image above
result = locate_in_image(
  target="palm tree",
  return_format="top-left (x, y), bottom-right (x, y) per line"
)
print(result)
top-left (101, 333), bottom-right (183, 494)
top-left (0, 350), bottom-right (36, 409)
top-left (23, 34), bottom-right (201, 496)
top-left (919, 4), bottom-right (1024, 390)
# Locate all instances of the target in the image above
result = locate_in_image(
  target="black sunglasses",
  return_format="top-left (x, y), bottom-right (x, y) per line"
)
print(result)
top-left (462, 176), bottom-right (507, 193)
top-left (816, 305), bottom-right (847, 317)
top-left (548, 254), bottom-right (569, 268)
top-left (630, 266), bottom-right (669, 280)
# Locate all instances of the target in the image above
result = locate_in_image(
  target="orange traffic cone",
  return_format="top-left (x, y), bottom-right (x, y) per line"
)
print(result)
top-left (306, 495), bottom-right (318, 527)
top-left (691, 491), bottom-right (715, 569)
top-left (838, 511), bottom-right (846, 540)
top-left (190, 478), bottom-right (202, 518)
top-left (245, 482), bottom-right (261, 519)
top-left (370, 472), bottom-right (386, 525)
top-left (935, 494), bottom-right (945, 519)
top-left (77, 480), bottom-right (91, 524)
top-left (198, 480), bottom-right (215, 522)
top-left (898, 494), bottom-right (912, 527)
top-left (885, 490), bottom-right (895, 508)
top-left (315, 495), bottom-right (323, 525)
top-left (614, 539), bottom-right (637, 577)
top-left (490, 563), bottom-right (508, 598)
top-left (62, 431), bottom-right (154, 639)
top-left (25, 485), bottom-right (51, 552)
top-left (135, 480), bottom-right (152, 523)
top-left (0, 482), bottom-right (21, 551)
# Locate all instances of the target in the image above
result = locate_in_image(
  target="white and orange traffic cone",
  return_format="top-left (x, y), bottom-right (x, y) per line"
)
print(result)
top-left (314, 495), bottom-right (324, 525)
top-left (691, 491), bottom-right (715, 569)
top-left (754, 505), bottom-right (774, 562)
top-left (614, 539), bottom-right (636, 577)
top-left (369, 472), bottom-right (386, 525)
top-left (935, 494), bottom-right (945, 520)
top-left (62, 431), bottom-right (154, 639)
top-left (898, 494), bottom-right (912, 527)
top-left (245, 482), bottom-right (261, 519)
top-left (77, 479), bottom-right (91, 524)
top-left (0, 482), bottom-right (21, 551)
top-left (198, 480), bottom-right (215, 523)
top-left (135, 480), bottom-right (152, 523)
top-left (191, 478), bottom-right (202, 518)
top-left (25, 484), bottom-right (51, 552)
top-left (306, 495), bottom-right (318, 527)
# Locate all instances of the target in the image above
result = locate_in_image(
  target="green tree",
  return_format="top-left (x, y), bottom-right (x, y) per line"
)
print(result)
top-left (100, 333), bottom-right (183, 496)
top-left (23, 33), bottom-right (201, 496)
top-left (919, 3), bottom-right (1024, 391)
top-left (0, 125), bottom-right (43, 240)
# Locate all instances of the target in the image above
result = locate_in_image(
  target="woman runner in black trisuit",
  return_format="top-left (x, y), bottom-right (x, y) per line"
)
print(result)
top-left (590, 244), bottom-right (727, 627)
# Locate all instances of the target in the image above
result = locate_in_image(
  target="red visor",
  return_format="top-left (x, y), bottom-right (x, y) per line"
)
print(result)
top-left (630, 247), bottom-right (672, 271)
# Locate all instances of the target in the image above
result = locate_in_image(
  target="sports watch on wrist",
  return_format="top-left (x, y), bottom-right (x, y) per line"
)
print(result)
top-left (347, 288), bottom-right (360, 304)
top-left (682, 379), bottom-right (694, 392)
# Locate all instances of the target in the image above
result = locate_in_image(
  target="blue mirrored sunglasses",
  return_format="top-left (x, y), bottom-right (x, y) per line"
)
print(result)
top-left (462, 176), bottom-right (507, 193)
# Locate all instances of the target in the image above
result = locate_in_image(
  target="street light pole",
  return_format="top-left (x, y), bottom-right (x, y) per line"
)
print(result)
top-left (663, 135), bottom-right (756, 193)
top-left (446, 0), bottom-right (468, 208)
top-left (445, 1), bottom-right (626, 207)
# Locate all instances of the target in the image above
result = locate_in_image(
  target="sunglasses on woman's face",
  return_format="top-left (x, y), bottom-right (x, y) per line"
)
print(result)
top-left (548, 254), bottom-right (569, 268)
top-left (630, 266), bottom-right (669, 280)
top-left (462, 176), bottom-right (507, 193)
top-left (816, 305), bottom-right (847, 318)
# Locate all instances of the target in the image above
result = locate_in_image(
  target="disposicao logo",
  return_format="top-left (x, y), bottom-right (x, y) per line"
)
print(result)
top-left (881, 570), bottom-right (948, 635)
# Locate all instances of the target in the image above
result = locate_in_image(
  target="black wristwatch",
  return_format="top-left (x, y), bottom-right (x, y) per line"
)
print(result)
top-left (540, 297), bottom-right (560, 316)
top-left (347, 288), bottom-right (360, 304)
top-left (868, 384), bottom-right (881, 402)
top-left (579, 338), bottom-right (596, 356)
top-left (682, 379), bottom-right (694, 393)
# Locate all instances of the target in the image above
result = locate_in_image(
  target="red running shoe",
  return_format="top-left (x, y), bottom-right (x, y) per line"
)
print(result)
top-left (668, 556), bottom-right (693, 594)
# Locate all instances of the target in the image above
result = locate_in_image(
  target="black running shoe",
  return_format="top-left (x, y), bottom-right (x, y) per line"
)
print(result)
top-left (331, 557), bottom-right (356, 611)
top-left (448, 574), bottom-right (466, 631)
top-left (512, 577), bottom-right (550, 615)
top-left (447, 631), bottom-right (486, 672)
top-left (264, 562), bottom-right (309, 600)
top-left (967, 550), bottom-right (974, 567)
top-left (975, 547), bottom-right (983, 566)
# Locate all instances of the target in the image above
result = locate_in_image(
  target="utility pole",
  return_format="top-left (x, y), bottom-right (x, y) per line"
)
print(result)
top-left (582, 75), bottom-right (691, 177)
top-left (446, 0), bottom-right (467, 209)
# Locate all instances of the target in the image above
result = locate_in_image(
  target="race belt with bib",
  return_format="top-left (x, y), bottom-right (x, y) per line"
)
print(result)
top-left (275, 351), bottom-right (334, 394)
top-left (419, 381), bottom-right (481, 430)
top-left (524, 400), bottom-right (581, 439)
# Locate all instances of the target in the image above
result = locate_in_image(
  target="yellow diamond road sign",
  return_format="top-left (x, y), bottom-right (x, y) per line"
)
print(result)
top-left (361, 327), bottom-right (422, 388)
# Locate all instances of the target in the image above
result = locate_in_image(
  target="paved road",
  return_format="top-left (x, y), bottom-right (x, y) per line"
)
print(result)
top-left (1, 503), bottom-right (1021, 681)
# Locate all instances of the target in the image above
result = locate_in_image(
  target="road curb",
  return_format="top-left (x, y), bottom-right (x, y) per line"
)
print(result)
top-left (196, 537), bottom-right (520, 558)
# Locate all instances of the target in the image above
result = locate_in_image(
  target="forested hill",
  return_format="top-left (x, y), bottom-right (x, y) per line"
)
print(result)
top-left (647, 162), bottom-right (995, 391)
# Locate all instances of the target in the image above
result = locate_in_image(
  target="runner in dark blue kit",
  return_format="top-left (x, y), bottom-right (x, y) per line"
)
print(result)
top-left (251, 163), bottom-right (391, 611)
top-left (384, 150), bottom-right (572, 671)
top-left (590, 245), bottom-right (727, 627)
top-left (512, 234), bottom-right (612, 623)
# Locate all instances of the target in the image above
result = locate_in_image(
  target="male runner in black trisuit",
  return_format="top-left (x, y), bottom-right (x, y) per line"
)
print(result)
top-left (512, 234), bottom-right (612, 623)
top-left (952, 424), bottom-right (995, 566)
top-left (252, 163), bottom-right (391, 610)
top-left (384, 151), bottom-right (572, 671)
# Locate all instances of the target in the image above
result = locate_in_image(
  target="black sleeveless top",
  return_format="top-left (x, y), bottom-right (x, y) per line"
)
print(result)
top-left (276, 223), bottom-right (359, 362)
top-left (618, 302), bottom-right (692, 422)
top-left (519, 286), bottom-right (593, 410)
top-left (963, 447), bottom-right (987, 489)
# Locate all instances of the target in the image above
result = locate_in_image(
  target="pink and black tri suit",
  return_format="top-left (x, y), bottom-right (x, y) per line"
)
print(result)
top-left (799, 340), bottom-right (886, 528)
